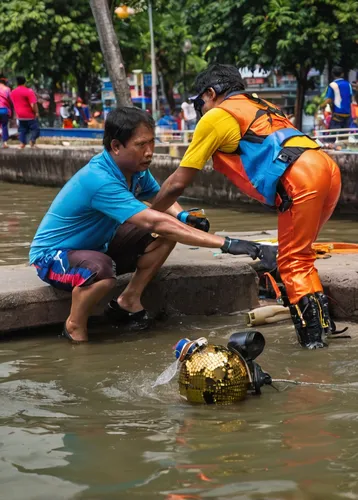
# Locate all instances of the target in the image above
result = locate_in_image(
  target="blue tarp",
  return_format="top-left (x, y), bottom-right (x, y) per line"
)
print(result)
top-left (40, 128), bottom-right (104, 138)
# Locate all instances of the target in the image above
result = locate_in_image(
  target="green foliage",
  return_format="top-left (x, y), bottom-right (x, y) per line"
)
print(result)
top-left (186, 0), bottom-right (358, 127)
top-left (0, 0), bottom-right (101, 87)
top-left (304, 92), bottom-right (326, 116)
top-left (114, 0), bottom-right (206, 108)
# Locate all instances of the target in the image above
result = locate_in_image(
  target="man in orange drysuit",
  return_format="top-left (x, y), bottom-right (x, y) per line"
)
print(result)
top-left (151, 64), bottom-right (342, 350)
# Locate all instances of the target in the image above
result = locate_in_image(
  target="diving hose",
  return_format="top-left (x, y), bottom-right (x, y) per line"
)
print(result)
top-left (271, 378), bottom-right (355, 390)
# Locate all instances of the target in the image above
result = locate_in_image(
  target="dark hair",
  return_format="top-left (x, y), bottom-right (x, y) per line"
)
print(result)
top-left (194, 63), bottom-right (245, 96)
top-left (0, 74), bottom-right (7, 83)
top-left (103, 106), bottom-right (155, 150)
top-left (16, 76), bottom-right (26, 85)
top-left (332, 66), bottom-right (344, 78)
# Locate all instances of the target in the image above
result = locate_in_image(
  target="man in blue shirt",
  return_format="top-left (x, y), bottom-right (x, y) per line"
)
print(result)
top-left (30, 107), bottom-right (263, 343)
top-left (323, 66), bottom-right (353, 130)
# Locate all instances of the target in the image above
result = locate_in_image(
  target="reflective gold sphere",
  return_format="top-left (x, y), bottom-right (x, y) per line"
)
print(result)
top-left (178, 344), bottom-right (250, 405)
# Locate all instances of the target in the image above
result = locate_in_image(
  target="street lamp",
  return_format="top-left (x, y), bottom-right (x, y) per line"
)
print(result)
top-left (182, 39), bottom-right (192, 101)
top-left (133, 69), bottom-right (146, 111)
top-left (115, 3), bottom-right (158, 120)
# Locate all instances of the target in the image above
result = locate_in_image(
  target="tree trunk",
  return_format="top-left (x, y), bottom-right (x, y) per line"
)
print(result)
top-left (48, 78), bottom-right (58, 127)
top-left (294, 68), bottom-right (308, 131)
top-left (76, 73), bottom-right (87, 102)
top-left (90, 0), bottom-right (132, 107)
top-left (162, 76), bottom-right (176, 113)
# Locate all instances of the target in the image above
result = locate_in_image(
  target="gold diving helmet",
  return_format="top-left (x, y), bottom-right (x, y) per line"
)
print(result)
top-left (174, 331), bottom-right (272, 405)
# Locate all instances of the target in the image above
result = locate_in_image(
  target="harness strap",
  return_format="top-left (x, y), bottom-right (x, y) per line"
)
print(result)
top-left (276, 180), bottom-right (293, 213)
top-left (261, 272), bottom-right (282, 301)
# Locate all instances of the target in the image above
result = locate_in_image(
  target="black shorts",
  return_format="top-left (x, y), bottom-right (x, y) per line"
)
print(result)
top-left (34, 223), bottom-right (155, 291)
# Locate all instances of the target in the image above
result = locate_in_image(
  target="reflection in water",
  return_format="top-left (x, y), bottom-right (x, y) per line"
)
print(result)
top-left (0, 316), bottom-right (357, 499)
top-left (1, 180), bottom-right (358, 265)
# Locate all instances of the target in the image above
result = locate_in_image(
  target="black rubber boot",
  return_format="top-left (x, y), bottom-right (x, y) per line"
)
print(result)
top-left (289, 294), bottom-right (328, 349)
top-left (314, 292), bottom-right (336, 335)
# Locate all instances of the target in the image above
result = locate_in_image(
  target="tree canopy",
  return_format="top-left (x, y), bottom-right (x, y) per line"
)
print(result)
top-left (0, 0), bottom-right (357, 125)
top-left (0, 0), bottom-right (100, 90)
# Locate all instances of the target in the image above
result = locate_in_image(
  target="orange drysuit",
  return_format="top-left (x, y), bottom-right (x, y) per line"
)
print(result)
top-left (212, 94), bottom-right (341, 304)
top-left (277, 149), bottom-right (341, 302)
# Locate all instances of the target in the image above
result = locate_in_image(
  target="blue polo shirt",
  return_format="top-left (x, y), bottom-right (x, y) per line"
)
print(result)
top-left (29, 150), bottom-right (160, 264)
top-left (325, 78), bottom-right (353, 114)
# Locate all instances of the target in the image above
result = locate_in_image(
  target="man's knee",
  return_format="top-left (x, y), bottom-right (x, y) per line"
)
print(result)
top-left (150, 236), bottom-right (176, 252)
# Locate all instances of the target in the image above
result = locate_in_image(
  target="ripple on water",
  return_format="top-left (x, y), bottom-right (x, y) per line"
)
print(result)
top-left (0, 427), bottom-right (86, 500)
top-left (0, 379), bottom-right (79, 419)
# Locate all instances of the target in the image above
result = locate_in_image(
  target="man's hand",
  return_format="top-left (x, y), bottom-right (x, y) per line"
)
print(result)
top-left (220, 237), bottom-right (260, 259)
top-left (177, 208), bottom-right (210, 232)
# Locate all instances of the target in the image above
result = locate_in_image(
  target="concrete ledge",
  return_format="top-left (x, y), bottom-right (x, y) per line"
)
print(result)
top-left (1, 230), bottom-right (357, 334)
top-left (0, 245), bottom-right (259, 333)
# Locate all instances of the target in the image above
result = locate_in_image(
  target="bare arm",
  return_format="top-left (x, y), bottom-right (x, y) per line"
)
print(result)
top-left (146, 199), bottom-right (184, 217)
top-left (320, 98), bottom-right (332, 109)
top-left (127, 207), bottom-right (224, 248)
top-left (150, 167), bottom-right (199, 213)
top-left (31, 102), bottom-right (39, 117)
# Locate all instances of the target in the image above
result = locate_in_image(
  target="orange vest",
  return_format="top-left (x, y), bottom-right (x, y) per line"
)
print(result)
top-left (212, 94), bottom-right (317, 206)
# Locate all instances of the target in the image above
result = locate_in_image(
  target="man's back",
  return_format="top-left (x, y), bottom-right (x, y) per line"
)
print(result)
top-left (326, 78), bottom-right (353, 115)
top-left (11, 85), bottom-right (36, 119)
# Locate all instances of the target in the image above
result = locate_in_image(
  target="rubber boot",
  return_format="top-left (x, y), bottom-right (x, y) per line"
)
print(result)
top-left (314, 292), bottom-right (336, 336)
top-left (289, 294), bottom-right (328, 349)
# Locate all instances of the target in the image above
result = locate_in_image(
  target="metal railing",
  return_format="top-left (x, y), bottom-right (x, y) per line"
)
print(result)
top-left (312, 127), bottom-right (358, 143)
top-left (155, 127), bottom-right (194, 144)
top-left (155, 126), bottom-right (358, 146)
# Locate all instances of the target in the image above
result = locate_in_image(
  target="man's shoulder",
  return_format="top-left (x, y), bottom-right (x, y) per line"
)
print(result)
top-left (79, 152), bottom-right (125, 191)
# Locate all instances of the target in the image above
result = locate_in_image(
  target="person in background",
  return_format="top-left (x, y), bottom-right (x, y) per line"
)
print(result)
top-left (88, 111), bottom-right (104, 129)
top-left (321, 66), bottom-right (353, 131)
top-left (10, 76), bottom-right (40, 149)
top-left (150, 63), bottom-right (342, 351)
top-left (74, 97), bottom-right (90, 127)
top-left (0, 75), bottom-right (13, 149)
top-left (350, 91), bottom-right (358, 129)
top-left (157, 109), bottom-right (178, 130)
top-left (29, 107), bottom-right (264, 343)
top-left (59, 99), bottom-right (73, 129)
top-left (181, 98), bottom-right (197, 130)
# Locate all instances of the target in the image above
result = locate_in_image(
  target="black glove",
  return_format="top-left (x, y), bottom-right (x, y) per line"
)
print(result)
top-left (257, 244), bottom-right (278, 269)
top-left (177, 209), bottom-right (210, 232)
top-left (221, 237), bottom-right (260, 259)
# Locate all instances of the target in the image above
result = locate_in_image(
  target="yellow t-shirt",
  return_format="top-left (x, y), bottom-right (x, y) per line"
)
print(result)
top-left (180, 107), bottom-right (318, 170)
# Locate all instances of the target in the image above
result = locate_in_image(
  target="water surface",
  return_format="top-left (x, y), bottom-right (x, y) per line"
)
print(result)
top-left (1, 181), bottom-right (358, 499)
top-left (1, 181), bottom-right (358, 265)
top-left (1, 317), bottom-right (358, 499)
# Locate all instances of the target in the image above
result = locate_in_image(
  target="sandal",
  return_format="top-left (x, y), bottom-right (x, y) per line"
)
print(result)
top-left (60, 323), bottom-right (87, 343)
top-left (104, 300), bottom-right (153, 331)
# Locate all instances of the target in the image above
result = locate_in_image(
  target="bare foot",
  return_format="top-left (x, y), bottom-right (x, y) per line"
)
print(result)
top-left (3, 143), bottom-right (8, 149)
top-left (117, 296), bottom-right (144, 313)
top-left (30, 143), bottom-right (39, 149)
top-left (19, 144), bottom-right (26, 149)
top-left (65, 318), bottom-right (88, 342)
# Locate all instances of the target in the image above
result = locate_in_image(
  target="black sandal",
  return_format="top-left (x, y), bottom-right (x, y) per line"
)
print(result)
top-left (60, 323), bottom-right (86, 343)
top-left (104, 300), bottom-right (153, 331)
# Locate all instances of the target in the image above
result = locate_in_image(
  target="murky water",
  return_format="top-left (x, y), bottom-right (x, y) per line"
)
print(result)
top-left (1, 181), bottom-right (358, 266)
top-left (1, 181), bottom-right (358, 499)
top-left (1, 317), bottom-right (358, 500)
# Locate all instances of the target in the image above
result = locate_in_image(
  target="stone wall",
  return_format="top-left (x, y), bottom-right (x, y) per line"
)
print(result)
top-left (0, 147), bottom-right (357, 208)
